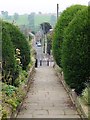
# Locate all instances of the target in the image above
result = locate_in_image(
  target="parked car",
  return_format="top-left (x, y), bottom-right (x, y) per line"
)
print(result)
top-left (37, 42), bottom-right (41, 47)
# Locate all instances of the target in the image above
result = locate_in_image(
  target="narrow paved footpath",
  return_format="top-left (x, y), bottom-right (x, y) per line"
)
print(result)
top-left (17, 67), bottom-right (81, 118)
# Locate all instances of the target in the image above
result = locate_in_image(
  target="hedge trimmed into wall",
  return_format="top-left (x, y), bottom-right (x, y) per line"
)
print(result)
top-left (2, 20), bottom-right (31, 85)
top-left (52, 5), bottom-right (86, 67)
top-left (61, 7), bottom-right (89, 94)
top-left (5, 22), bottom-right (30, 70)
top-left (2, 21), bottom-right (18, 85)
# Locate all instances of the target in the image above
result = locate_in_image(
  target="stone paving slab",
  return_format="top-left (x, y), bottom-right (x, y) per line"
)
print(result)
top-left (17, 67), bottom-right (81, 119)
top-left (32, 114), bottom-right (80, 118)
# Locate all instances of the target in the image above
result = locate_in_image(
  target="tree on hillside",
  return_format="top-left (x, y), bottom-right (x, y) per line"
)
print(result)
top-left (38, 11), bottom-right (42, 14)
top-left (40, 22), bottom-right (52, 34)
top-left (40, 22), bottom-right (52, 53)
top-left (1, 11), bottom-right (9, 19)
top-left (28, 12), bottom-right (35, 32)
top-left (13, 13), bottom-right (19, 21)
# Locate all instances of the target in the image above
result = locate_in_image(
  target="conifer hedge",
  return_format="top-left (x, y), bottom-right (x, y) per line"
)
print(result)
top-left (61, 7), bottom-right (89, 94)
top-left (52, 5), bottom-right (86, 67)
top-left (5, 22), bottom-right (30, 70)
top-left (2, 21), bottom-right (18, 85)
top-left (2, 21), bottom-right (31, 85)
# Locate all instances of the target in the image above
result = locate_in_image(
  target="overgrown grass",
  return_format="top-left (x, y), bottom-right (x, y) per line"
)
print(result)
top-left (81, 86), bottom-right (90, 105)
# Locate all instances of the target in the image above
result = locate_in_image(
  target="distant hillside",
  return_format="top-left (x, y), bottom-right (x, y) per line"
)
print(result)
top-left (35, 14), bottom-right (51, 26)
top-left (1, 13), bottom-right (56, 32)
top-left (1, 14), bottom-right (29, 25)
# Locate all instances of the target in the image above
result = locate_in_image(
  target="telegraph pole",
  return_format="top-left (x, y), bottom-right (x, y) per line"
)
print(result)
top-left (43, 23), bottom-right (45, 53)
top-left (57, 4), bottom-right (59, 20)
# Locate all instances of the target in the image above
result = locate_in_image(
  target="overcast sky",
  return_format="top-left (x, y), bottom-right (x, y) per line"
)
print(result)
top-left (0, 0), bottom-right (89, 15)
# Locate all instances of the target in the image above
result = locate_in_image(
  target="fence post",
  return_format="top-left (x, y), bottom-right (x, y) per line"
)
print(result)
top-left (47, 59), bottom-right (49, 66)
top-left (40, 60), bottom-right (42, 66)
top-left (35, 59), bottom-right (38, 68)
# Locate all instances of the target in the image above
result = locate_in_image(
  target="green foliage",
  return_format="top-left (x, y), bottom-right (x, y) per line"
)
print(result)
top-left (4, 22), bottom-right (30, 70)
top-left (5, 97), bottom-right (20, 111)
top-left (29, 35), bottom-right (32, 41)
top-left (2, 110), bottom-right (8, 120)
top-left (2, 21), bottom-right (18, 85)
top-left (40, 22), bottom-right (52, 34)
top-left (14, 69), bottom-right (28, 87)
top-left (47, 33), bottom-right (52, 55)
top-left (81, 87), bottom-right (90, 105)
top-left (2, 82), bottom-right (26, 118)
top-left (61, 7), bottom-right (89, 94)
top-left (2, 20), bottom-right (30, 85)
top-left (52, 5), bottom-right (86, 67)
top-left (2, 84), bottom-right (17, 96)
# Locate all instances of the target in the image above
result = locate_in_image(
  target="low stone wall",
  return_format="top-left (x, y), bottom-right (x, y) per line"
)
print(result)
top-left (10, 64), bottom-right (35, 118)
top-left (54, 64), bottom-right (88, 119)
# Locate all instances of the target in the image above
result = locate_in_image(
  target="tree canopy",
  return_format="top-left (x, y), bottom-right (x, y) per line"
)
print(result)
top-left (40, 22), bottom-right (52, 34)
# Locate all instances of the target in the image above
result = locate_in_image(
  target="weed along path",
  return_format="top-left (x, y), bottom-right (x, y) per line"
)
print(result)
top-left (17, 66), bottom-right (81, 118)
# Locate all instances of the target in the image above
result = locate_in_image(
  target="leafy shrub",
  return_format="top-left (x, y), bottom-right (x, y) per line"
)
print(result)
top-left (52, 5), bottom-right (86, 67)
top-left (5, 97), bottom-right (20, 111)
top-left (2, 20), bottom-right (30, 85)
top-left (81, 87), bottom-right (90, 105)
top-left (14, 69), bottom-right (28, 87)
top-left (4, 22), bottom-right (30, 70)
top-left (1, 110), bottom-right (8, 119)
top-left (2, 84), bottom-right (17, 96)
top-left (2, 83), bottom-right (26, 118)
top-left (61, 7), bottom-right (89, 94)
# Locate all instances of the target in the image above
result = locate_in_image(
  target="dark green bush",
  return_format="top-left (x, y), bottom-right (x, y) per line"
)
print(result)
top-left (2, 20), bottom-right (30, 85)
top-left (47, 33), bottom-right (52, 55)
top-left (2, 21), bottom-right (18, 85)
top-left (61, 7), bottom-right (89, 94)
top-left (5, 22), bottom-right (30, 70)
top-left (52, 5), bottom-right (86, 67)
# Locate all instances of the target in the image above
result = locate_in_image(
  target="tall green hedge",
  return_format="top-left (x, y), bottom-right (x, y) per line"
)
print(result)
top-left (52, 5), bottom-right (86, 67)
top-left (5, 22), bottom-right (30, 70)
top-left (61, 7), bottom-right (89, 94)
top-left (2, 21), bottom-right (18, 85)
top-left (2, 20), bottom-right (31, 85)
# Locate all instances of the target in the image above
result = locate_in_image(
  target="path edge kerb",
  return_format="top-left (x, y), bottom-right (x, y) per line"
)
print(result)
top-left (54, 64), bottom-right (88, 119)
top-left (10, 64), bottom-right (35, 118)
